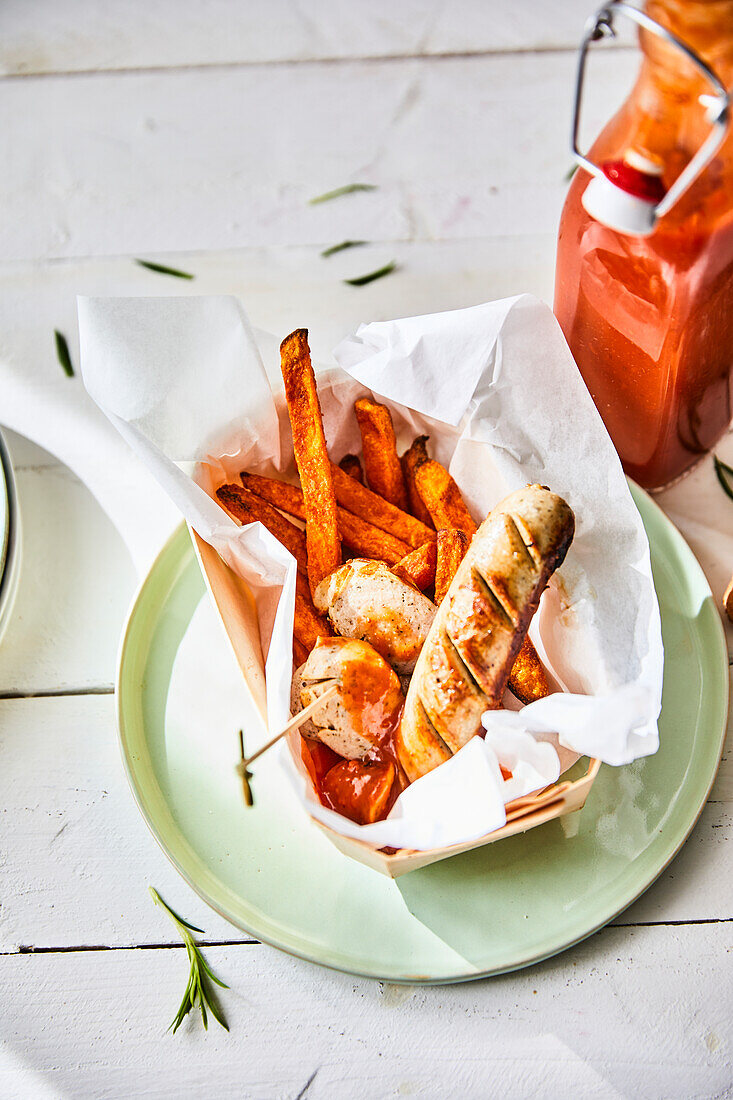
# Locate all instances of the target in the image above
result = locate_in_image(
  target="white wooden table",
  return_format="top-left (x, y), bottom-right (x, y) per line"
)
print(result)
top-left (1, 4), bottom-right (731, 1097)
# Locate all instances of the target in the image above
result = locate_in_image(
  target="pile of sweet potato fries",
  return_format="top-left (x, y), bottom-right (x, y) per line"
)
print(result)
top-left (216, 328), bottom-right (548, 703)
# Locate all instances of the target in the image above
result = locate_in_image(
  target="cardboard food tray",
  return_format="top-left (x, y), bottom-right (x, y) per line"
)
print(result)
top-left (190, 526), bottom-right (601, 879)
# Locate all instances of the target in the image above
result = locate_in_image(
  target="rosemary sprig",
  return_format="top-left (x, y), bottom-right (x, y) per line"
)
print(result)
top-left (148, 887), bottom-right (229, 1034)
top-left (309, 183), bottom-right (377, 205)
top-left (320, 239), bottom-right (368, 258)
top-left (135, 259), bottom-right (194, 280)
top-left (344, 261), bottom-right (396, 287)
top-left (714, 455), bottom-right (733, 501)
top-left (54, 330), bottom-right (75, 377)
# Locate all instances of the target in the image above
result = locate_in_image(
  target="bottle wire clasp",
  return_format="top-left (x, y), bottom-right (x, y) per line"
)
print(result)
top-left (570, 0), bottom-right (730, 232)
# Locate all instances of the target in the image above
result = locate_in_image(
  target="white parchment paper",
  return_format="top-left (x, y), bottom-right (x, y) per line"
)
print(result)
top-left (78, 293), bottom-right (663, 852)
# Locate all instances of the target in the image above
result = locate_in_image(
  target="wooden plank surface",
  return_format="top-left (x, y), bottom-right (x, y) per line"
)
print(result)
top-left (0, 49), bottom-right (637, 262)
top-left (0, 0), bottom-right (612, 75)
top-left (0, 237), bottom-right (559, 390)
top-left (1, 923), bottom-right (731, 1100)
top-left (1, 3), bottom-right (732, 1096)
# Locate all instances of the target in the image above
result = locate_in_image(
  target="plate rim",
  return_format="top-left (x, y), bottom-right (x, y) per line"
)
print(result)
top-left (0, 431), bottom-right (22, 644)
top-left (0, 431), bottom-right (10, 581)
top-left (116, 484), bottom-right (729, 984)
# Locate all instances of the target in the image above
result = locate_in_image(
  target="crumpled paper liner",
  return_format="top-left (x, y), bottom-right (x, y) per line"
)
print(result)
top-left (78, 293), bottom-right (663, 853)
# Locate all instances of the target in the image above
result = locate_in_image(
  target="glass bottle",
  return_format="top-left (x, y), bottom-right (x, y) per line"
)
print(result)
top-left (554, 0), bottom-right (733, 490)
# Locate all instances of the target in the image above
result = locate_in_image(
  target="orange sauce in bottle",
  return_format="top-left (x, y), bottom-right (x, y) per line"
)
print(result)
top-left (554, 0), bottom-right (733, 490)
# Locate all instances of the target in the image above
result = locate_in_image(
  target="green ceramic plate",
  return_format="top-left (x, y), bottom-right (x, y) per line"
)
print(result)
top-left (117, 485), bottom-right (728, 983)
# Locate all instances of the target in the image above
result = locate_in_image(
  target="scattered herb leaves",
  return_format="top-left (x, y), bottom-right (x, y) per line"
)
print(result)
top-left (564, 164), bottom-right (578, 182)
top-left (54, 330), bottom-right (75, 377)
top-left (344, 261), bottom-right (396, 287)
top-left (149, 887), bottom-right (229, 1034)
top-left (135, 259), bottom-right (194, 280)
top-left (309, 183), bottom-right (377, 205)
top-left (320, 239), bottom-right (368, 258)
top-left (714, 455), bottom-right (733, 501)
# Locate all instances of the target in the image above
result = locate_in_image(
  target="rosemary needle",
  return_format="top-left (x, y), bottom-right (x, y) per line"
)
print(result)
top-left (309, 183), bottom-right (377, 205)
top-left (344, 261), bottom-right (397, 287)
top-left (148, 888), bottom-right (229, 1034)
top-left (714, 455), bottom-right (733, 501)
top-left (54, 330), bottom-right (75, 377)
top-left (320, 239), bottom-right (368, 258)
top-left (135, 259), bottom-right (194, 280)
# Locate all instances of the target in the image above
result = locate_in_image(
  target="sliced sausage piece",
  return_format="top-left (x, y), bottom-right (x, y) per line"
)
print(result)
top-left (293, 637), bottom-right (404, 761)
top-left (313, 558), bottom-right (436, 674)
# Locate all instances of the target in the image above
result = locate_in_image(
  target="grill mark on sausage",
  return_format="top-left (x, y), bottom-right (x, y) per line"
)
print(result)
top-left (511, 512), bottom-right (543, 569)
top-left (468, 566), bottom-right (514, 628)
top-left (416, 698), bottom-right (453, 759)
top-left (442, 628), bottom-right (486, 700)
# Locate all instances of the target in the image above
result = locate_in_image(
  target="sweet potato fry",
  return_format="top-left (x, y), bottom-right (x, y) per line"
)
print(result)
top-left (295, 573), bottom-right (332, 652)
top-left (293, 637), bottom-right (309, 667)
top-left (280, 328), bottom-right (341, 593)
top-left (329, 463), bottom-right (435, 549)
top-left (216, 483), bottom-right (307, 575)
top-left (391, 541), bottom-right (437, 591)
top-left (337, 510), bottom-right (411, 565)
top-left (434, 528), bottom-right (469, 605)
top-left (240, 472), bottom-right (411, 565)
top-left (400, 435), bottom-right (434, 528)
top-left (414, 459), bottom-right (478, 538)
top-left (218, 479), bottom-right (330, 654)
top-left (240, 472), bottom-right (304, 515)
top-left (354, 397), bottom-right (409, 510)
top-left (508, 635), bottom-right (551, 705)
top-left (339, 453), bottom-right (364, 483)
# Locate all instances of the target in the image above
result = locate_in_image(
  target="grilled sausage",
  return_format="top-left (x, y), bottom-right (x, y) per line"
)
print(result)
top-left (396, 484), bottom-right (574, 781)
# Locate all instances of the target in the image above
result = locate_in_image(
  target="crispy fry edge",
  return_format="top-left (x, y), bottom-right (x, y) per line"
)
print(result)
top-left (434, 527), bottom-right (469, 605)
top-left (330, 462), bottom-right (435, 549)
top-left (339, 453), bottom-right (364, 483)
top-left (280, 328), bottom-right (342, 594)
top-left (216, 483), bottom-right (307, 575)
top-left (414, 459), bottom-right (478, 537)
top-left (241, 472), bottom-right (411, 564)
top-left (401, 435), bottom-right (434, 528)
top-left (391, 541), bottom-right (437, 590)
top-left (354, 397), bottom-right (409, 510)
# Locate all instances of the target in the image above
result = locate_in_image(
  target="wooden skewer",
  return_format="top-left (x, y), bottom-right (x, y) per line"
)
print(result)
top-left (238, 729), bottom-right (253, 807)
top-left (236, 685), bottom-right (338, 806)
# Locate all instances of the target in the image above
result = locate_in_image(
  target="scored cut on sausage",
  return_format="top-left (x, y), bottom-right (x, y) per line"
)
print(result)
top-left (396, 484), bottom-right (575, 782)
